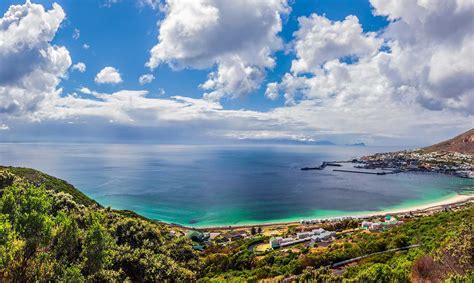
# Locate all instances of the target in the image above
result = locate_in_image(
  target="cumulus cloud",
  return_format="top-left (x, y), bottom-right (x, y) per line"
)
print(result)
top-left (82, 43), bottom-right (90, 50)
top-left (45, 86), bottom-right (472, 145)
top-left (71, 62), bottom-right (86, 73)
top-left (95, 67), bottom-right (122, 84)
top-left (369, 0), bottom-right (474, 113)
top-left (0, 1), bottom-right (71, 118)
top-left (1, 1), bottom-right (472, 146)
top-left (78, 87), bottom-right (92, 95)
top-left (291, 15), bottom-right (383, 74)
top-left (265, 82), bottom-right (279, 100)
top-left (269, 0), bottom-right (474, 114)
top-left (147, 0), bottom-right (289, 100)
top-left (138, 73), bottom-right (155, 85)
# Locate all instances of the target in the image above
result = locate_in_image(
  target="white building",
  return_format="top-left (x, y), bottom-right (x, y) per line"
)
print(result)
top-left (269, 237), bottom-right (294, 249)
top-left (311, 231), bottom-right (336, 243)
top-left (296, 232), bottom-right (312, 239)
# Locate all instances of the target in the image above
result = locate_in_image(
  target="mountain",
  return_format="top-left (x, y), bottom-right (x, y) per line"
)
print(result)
top-left (346, 142), bottom-right (366, 147)
top-left (423, 128), bottom-right (474, 154)
top-left (313, 140), bottom-right (336, 145)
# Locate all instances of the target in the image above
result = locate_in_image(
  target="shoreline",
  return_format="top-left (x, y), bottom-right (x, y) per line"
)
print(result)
top-left (175, 193), bottom-right (474, 231)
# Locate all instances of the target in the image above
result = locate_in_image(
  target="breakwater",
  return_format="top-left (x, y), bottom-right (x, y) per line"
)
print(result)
top-left (301, 162), bottom-right (342, 171)
top-left (333, 169), bottom-right (394, 175)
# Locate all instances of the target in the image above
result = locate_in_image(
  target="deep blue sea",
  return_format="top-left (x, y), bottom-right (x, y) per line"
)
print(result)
top-left (1, 143), bottom-right (472, 227)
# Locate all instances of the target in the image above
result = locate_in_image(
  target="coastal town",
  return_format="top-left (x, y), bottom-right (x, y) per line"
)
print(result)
top-left (300, 149), bottom-right (473, 178)
top-left (359, 150), bottom-right (474, 178)
top-left (307, 129), bottom-right (474, 178)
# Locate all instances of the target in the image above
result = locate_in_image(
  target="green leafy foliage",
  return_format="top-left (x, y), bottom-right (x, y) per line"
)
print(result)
top-left (0, 168), bottom-right (199, 281)
top-left (199, 203), bottom-right (473, 281)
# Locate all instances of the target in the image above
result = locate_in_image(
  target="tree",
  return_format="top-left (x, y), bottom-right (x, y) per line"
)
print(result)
top-left (15, 185), bottom-right (53, 253)
top-left (81, 214), bottom-right (113, 276)
top-left (53, 212), bottom-right (81, 264)
top-left (0, 215), bottom-right (19, 280)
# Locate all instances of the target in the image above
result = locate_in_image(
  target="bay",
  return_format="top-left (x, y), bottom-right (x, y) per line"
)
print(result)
top-left (1, 143), bottom-right (472, 227)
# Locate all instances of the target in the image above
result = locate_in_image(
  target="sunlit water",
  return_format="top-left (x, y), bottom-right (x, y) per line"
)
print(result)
top-left (1, 143), bottom-right (472, 227)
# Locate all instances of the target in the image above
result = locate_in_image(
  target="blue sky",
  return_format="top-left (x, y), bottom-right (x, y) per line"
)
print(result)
top-left (0, 0), bottom-right (388, 111)
top-left (0, 0), bottom-right (472, 145)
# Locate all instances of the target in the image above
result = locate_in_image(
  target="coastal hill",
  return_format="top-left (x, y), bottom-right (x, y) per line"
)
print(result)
top-left (423, 128), bottom-right (474, 154)
top-left (0, 166), bottom-right (200, 281)
top-left (1, 165), bottom-right (473, 281)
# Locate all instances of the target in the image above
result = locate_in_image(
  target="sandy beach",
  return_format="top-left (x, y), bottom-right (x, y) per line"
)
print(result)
top-left (366, 193), bottom-right (473, 216)
top-left (190, 193), bottom-right (474, 231)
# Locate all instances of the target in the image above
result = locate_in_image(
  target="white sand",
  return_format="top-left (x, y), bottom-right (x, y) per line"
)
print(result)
top-left (361, 193), bottom-right (474, 218)
top-left (194, 193), bottom-right (474, 230)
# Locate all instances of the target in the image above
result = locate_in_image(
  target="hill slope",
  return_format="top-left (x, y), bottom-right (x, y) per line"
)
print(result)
top-left (0, 167), bottom-right (199, 282)
top-left (423, 128), bottom-right (474, 154)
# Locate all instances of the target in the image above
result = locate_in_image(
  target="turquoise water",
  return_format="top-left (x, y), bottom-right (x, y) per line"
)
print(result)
top-left (1, 143), bottom-right (472, 227)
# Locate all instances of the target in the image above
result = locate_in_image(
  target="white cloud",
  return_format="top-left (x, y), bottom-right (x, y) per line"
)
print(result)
top-left (82, 43), bottom-right (90, 50)
top-left (1, 1), bottom-right (472, 146)
top-left (71, 62), bottom-right (86, 73)
top-left (95, 67), bottom-right (122, 84)
top-left (72, 28), bottom-right (80, 40)
top-left (369, 0), bottom-right (474, 113)
top-left (138, 0), bottom-right (162, 10)
top-left (147, 0), bottom-right (289, 100)
top-left (0, 124), bottom-right (9, 130)
top-left (265, 82), bottom-right (279, 100)
top-left (78, 87), bottom-right (92, 95)
top-left (138, 73), bottom-right (155, 85)
top-left (0, 1), bottom-right (71, 118)
top-left (269, 0), bottom-right (474, 115)
top-left (201, 56), bottom-right (265, 101)
top-left (291, 15), bottom-right (383, 74)
top-left (157, 88), bottom-right (165, 96)
top-left (43, 86), bottom-right (471, 145)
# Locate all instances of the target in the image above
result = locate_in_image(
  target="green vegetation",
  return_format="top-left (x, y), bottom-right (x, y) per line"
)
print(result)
top-left (0, 166), bottom-right (472, 282)
top-left (197, 206), bottom-right (473, 282)
top-left (0, 166), bottom-right (96, 207)
top-left (0, 168), bottom-right (199, 281)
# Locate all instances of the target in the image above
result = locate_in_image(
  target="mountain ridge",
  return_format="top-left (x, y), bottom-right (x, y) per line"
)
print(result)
top-left (423, 128), bottom-right (474, 155)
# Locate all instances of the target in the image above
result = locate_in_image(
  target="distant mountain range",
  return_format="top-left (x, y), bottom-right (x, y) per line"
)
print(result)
top-left (234, 139), bottom-right (367, 146)
top-left (345, 142), bottom-right (366, 147)
top-left (423, 128), bottom-right (474, 154)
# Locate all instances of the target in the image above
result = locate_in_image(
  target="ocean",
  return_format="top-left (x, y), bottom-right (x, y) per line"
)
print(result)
top-left (1, 143), bottom-right (472, 227)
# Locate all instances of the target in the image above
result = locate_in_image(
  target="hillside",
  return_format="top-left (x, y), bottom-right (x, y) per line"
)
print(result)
top-left (423, 128), bottom-right (474, 154)
top-left (0, 167), bottom-right (199, 282)
top-left (0, 166), bottom-right (473, 282)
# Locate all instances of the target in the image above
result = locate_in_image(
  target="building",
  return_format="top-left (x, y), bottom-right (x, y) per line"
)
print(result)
top-left (360, 216), bottom-right (401, 231)
top-left (269, 237), bottom-right (295, 249)
top-left (369, 222), bottom-right (382, 231)
top-left (296, 232), bottom-right (312, 239)
top-left (223, 231), bottom-right (248, 242)
top-left (361, 221), bottom-right (372, 229)
top-left (311, 228), bottom-right (325, 235)
top-left (300, 219), bottom-right (321, 224)
top-left (310, 231), bottom-right (336, 243)
top-left (270, 228), bottom-right (336, 249)
top-left (186, 230), bottom-right (210, 242)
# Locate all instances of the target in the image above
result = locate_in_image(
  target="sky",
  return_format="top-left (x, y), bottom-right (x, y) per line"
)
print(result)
top-left (0, 0), bottom-right (473, 146)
